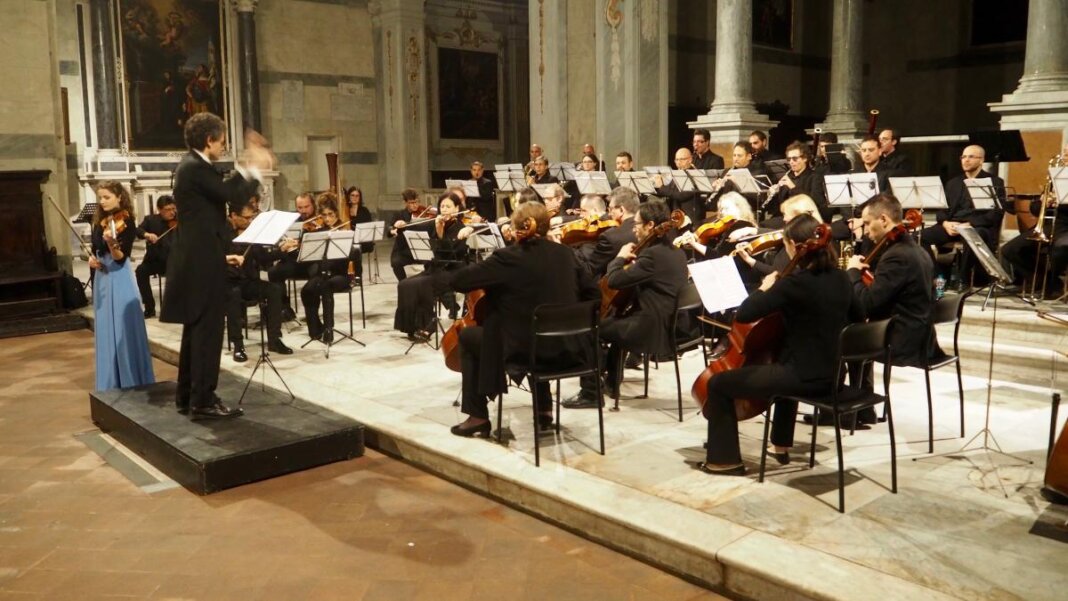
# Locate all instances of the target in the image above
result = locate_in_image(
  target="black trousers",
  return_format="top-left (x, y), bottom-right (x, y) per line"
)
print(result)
top-left (135, 258), bottom-right (167, 311)
top-left (391, 249), bottom-right (417, 281)
top-left (1001, 224), bottom-right (1068, 289)
top-left (460, 326), bottom-right (551, 420)
top-left (579, 314), bottom-right (643, 397)
top-left (267, 255), bottom-right (301, 309)
top-left (301, 274), bottom-right (349, 335)
top-left (703, 365), bottom-right (828, 465)
top-left (224, 279), bottom-right (284, 346)
top-left (176, 301), bottom-right (225, 409)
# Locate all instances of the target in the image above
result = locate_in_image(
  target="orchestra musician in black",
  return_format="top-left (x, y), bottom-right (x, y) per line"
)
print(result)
top-left (135, 195), bottom-right (177, 318)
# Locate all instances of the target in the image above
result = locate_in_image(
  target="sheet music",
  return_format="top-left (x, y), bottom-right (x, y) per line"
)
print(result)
top-left (1050, 166), bottom-right (1068, 205)
top-left (233, 210), bottom-right (300, 245)
top-left (688, 257), bottom-right (749, 314)
top-left (297, 231), bottom-right (329, 263)
top-left (616, 171), bottom-right (657, 195)
top-left (445, 179), bottom-right (481, 198)
top-left (725, 169), bottom-right (761, 194)
top-left (957, 224), bottom-right (1012, 284)
top-left (964, 178), bottom-right (997, 210)
top-left (644, 166), bottom-right (673, 186)
top-left (550, 162), bottom-right (578, 181)
top-left (575, 172), bottom-right (612, 195)
top-left (532, 183), bottom-right (561, 200)
top-left (494, 163), bottom-right (524, 172)
top-left (889, 176), bottom-right (948, 210)
top-left (686, 169), bottom-right (719, 194)
top-left (467, 222), bottom-right (506, 252)
top-left (354, 221), bottom-right (385, 244)
top-left (404, 230), bottom-right (435, 262)
top-left (824, 173), bottom-right (880, 207)
top-left (670, 169), bottom-right (694, 192)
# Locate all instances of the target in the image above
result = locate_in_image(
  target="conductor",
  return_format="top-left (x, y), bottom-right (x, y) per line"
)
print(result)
top-left (160, 113), bottom-right (275, 419)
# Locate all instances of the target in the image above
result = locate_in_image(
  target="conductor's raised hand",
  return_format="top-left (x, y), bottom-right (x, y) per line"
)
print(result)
top-left (240, 128), bottom-right (276, 171)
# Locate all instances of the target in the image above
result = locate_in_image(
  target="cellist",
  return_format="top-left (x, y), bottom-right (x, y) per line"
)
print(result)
top-left (447, 201), bottom-right (600, 437)
top-left (698, 214), bottom-right (861, 476)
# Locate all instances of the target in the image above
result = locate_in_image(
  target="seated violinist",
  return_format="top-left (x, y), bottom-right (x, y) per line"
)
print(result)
top-left (135, 195), bottom-right (177, 318)
top-left (735, 194), bottom-right (822, 288)
top-left (224, 197), bottom-right (295, 361)
top-left (301, 193), bottom-right (358, 343)
top-left (388, 189), bottom-right (427, 281)
top-left (577, 187), bottom-right (639, 278)
top-left (564, 199), bottom-right (689, 408)
top-left (673, 192), bottom-right (758, 261)
top-left (393, 192), bottom-right (470, 341)
top-left (834, 193), bottom-right (938, 428)
top-left (447, 201), bottom-right (600, 437)
top-left (699, 214), bottom-right (861, 475)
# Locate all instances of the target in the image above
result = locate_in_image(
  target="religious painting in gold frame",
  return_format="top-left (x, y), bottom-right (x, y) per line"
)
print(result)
top-left (753, 0), bottom-right (793, 50)
top-left (115, 0), bottom-right (229, 150)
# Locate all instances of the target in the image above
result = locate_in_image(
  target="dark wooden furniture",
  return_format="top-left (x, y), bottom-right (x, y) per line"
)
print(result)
top-left (0, 170), bottom-right (62, 320)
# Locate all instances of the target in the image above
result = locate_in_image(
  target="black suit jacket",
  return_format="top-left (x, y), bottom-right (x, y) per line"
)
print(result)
top-left (736, 268), bottom-right (861, 383)
top-left (881, 151), bottom-right (912, 176)
top-left (938, 170), bottom-right (1005, 231)
top-left (847, 235), bottom-right (934, 367)
top-left (451, 238), bottom-right (600, 396)
top-left (605, 240), bottom-right (689, 354)
top-left (388, 208), bottom-right (428, 259)
top-left (694, 151), bottom-right (725, 170)
top-left (578, 217), bottom-right (637, 277)
top-left (161, 152), bottom-right (258, 324)
top-left (768, 167), bottom-right (830, 221)
top-left (136, 213), bottom-right (173, 265)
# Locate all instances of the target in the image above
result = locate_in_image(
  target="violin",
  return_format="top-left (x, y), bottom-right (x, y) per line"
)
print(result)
top-left (692, 223), bottom-right (832, 420)
top-left (413, 204), bottom-right (438, 219)
top-left (102, 210), bottom-right (130, 239)
top-left (302, 215), bottom-right (327, 232)
top-left (166, 217), bottom-right (178, 229)
top-left (461, 211), bottom-right (483, 226)
top-left (691, 216), bottom-right (738, 246)
top-left (558, 215), bottom-right (619, 246)
top-left (857, 223), bottom-right (909, 287)
top-left (730, 230), bottom-right (784, 257)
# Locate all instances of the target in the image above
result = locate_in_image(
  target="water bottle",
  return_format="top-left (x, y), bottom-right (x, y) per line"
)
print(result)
top-left (934, 274), bottom-right (946, 300)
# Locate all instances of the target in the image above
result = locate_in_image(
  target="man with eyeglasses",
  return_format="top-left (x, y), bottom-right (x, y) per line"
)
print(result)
top-left (577, 186), bottom-right (640, 277)
top-left (693, 129), bottom-right (725, 170)
top-left (918, 144), bottom-right (1005, 284)
top-left (223, 196), bottom-right (294, 362)
top-left (764, 141), bottom-right (829, 227)
top-left (878, 128), bottom-right (913, 175)
top-left (654, 147), bottom-right (703, 224)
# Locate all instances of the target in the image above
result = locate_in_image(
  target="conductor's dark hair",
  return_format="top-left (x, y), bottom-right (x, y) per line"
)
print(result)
top-left (693, 129), bottom-right (710, 143)
top-left (183, 112), bottom-right (225, 151)
top-left (637, 197), bottom-right (671, 227)
top-left (401, 188), bottom-right (420, 202)
top-left (863, 193), bottom-right (903, 223)
top-left (783, 214), bottom-right (836, 273)
top-left (156, 195), bottom-right (175, 209)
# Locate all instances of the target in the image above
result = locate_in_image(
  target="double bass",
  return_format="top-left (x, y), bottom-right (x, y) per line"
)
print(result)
top-left (599, 209), bottom-right (686, 319)
top-left (691, 223), bottom-right (832, 420)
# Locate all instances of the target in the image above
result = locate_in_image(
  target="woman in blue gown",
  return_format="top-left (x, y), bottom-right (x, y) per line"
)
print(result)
top-left (90, 181), bottom-right (155, 390)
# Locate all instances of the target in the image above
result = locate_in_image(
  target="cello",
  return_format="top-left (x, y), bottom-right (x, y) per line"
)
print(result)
top-left (691, 223), bottom-right (832, 420)
top-left (441, 217), bottom-right (538, 372)
top-left (599, 209), bottom-right (686, 319)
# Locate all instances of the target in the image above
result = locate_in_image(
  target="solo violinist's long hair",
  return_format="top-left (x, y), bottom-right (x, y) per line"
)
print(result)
top-left (783, 213), bottom-right (837, 273)
top-left (93, 180), bottom-right (136, 226)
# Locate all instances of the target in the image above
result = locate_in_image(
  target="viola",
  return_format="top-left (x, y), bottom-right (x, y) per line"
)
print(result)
top-left (691, 223), bottom-right (832, 420)
top-left (599, 210), bottom-right (685, 319)
top-left (857, 223), bottom-right (909, 287)
top-left (559, 215), bottom-right (619, 246)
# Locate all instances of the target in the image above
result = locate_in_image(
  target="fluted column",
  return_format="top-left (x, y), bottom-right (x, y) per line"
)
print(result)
top-left (816, 0), bottom-right (866, 136)
top-left (528, 0), bottom-right (569, 162)
top-left (689, 0), bottom-right (776, 143)
top-left (234, 0), bottom-right (261, 132)
top-left (89, 0), bottom-right (119, 148)
top-left (989, 0), bottom-right (1068, 130)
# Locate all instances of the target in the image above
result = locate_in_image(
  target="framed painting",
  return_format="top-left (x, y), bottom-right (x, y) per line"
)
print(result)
top-left (116, 0), bottom-right (228, 150)
top-left (753, 0), bottom-right (793, 50)
top-left (437, 47), bottom-right (500, 141)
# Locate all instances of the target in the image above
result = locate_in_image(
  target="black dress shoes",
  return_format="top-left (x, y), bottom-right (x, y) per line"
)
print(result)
top-left (232, 346), bottom-right (248, 362)
top-left (176, 398), bottom-right (190, 414)
top-left (268, 339), bottom-right (294, 355)
top-left (765, 448), bottom-right (791, 465)
top-left (561, 393), bottom-right (602, 409)
top-left (322, 329), bottom-right (334, 344)
top-left (450, 420), bottom-right (491, 437)
top-left (281, 307), bottom-right (297, 321)
top-left (695, 462), bottom-right (747, 476)
top-left (192, 401), bottom-right (244, 420)
top-left (624, 353), bottom-right (642, 370)
top-left (143, 308), bottom-right (156, 319)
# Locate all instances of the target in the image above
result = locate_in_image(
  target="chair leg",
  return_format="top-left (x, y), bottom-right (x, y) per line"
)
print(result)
top-left (887, 401), bottom-right (898, 494)
top-left (554, 380), bottom-right (561, 435)
top-left (156, 276), bottom-right (163, 312)
top-left (955, 361), bottom-right (965, 438)
top-left (595, 371), bottom-right (605, 456)
top-left (532, 386), bottom-right (541, 467)
top-left (359, 280), bottom-right (366, 328)
top-left (758, 408), bottom-right (772, 483)
top-left (673, 356), bottom-right (683, 422)
top-left (809, 408), bottom-right (819, 469)
top-left (496, 393), bottom-right (504, 444)
top-left (642, 354), bottom-right (649, 399)
top-left (348, 289), bottom-right (354, 338)
top-left (834, 414), bottom-right (845, 513)
top-left (924, 368), bottom-right (935, 454)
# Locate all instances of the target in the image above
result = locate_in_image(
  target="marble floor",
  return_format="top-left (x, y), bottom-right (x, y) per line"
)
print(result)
top-left (74, 246), bottom-right (1068, 601)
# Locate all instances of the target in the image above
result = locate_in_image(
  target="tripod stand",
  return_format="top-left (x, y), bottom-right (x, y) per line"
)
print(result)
top-left (240, 300), bottom-right (296, 404)
top-left (300, 281), bottom-right (366, 359)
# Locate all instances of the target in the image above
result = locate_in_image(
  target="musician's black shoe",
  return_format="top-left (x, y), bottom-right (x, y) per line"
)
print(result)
top-left (624, 353), bottom-right (642, 370)
top-left (268, 339), bottom-right (293, 355)
top-left (281, 307), bottom-right (297, 321)
top-left (191, 401), bottom-right (244, 420)
top-left (143, 307), bottom-right (156, 319)
top-left (412, 329), bottom-right (431, 343)
top-left (694, 462), bottom-right (746, 476)
top-left (232, 345), bottom-right (248, 363)
top-left (450, 419), bottom-right (491, 438)
top-left (176, 397), bottom-right (190, 415)
top-left (448, 307), bottom-right (459, 320)
top-left (765, 447), bottom-right (791, 466)
top-left (322, 329), bottom-right (334, 344)
top-left (561, 393), bottom-right (602, 409)
top-left (537, 414), bottom-right (555, 432)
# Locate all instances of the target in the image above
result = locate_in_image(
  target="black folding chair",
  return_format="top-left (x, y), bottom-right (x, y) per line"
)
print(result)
top-left (919, 293), bottom-right (966, 453)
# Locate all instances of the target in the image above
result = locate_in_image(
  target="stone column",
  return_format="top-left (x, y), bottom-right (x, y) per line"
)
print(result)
top-left (370, 0), bottom-right (429, 193)
top-left (528, 0), bottom-right (569, 162)
top-left (89, 0), bottom-right (119, 148)
top-left (595, 0), bottom-right (668, 168)
top-left (815, 0), bottom-right (867, 136)
top-left (234, 0), bottom-right (261, 132)
top-left (989, 0), bottom-right (1068, 130)
top-left (688, 0), bottom-right (776, 143)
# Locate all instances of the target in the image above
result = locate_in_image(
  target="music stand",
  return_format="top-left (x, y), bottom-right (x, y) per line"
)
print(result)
top-left (1050, 166), bottom-right (1068, 206)
top-left (644, 166), bottom-right (673, 187)
top-left (466, 223), bottom-right (506, 260)
top-left (233, 210), bottom-right (300, 404)
top-left (297, 229), bottom-right (364, 358)
top-left (964, 178), bottom-right (1004, 211)
top-left (550, 162), bottom-right (578, 181)
top-left (616, 171), bottom-right (657, 195)
top-left (575, 171), bottom-right (612, 196)
top-left (763, 159), bottom-right (790, 181)
top-left (494, 171), bottom-right (527, 193)
top-left (401, 230), bottom-right (448, 353)
top-left (532, 183), bottom-right (567, 201)
top-left (724, 169), bottom-right (762, 195)
top-left (445, 179), bottom-right (481, 199)
top-left (355, 221), bottom-right (385, 284)
top-left (916, 224), bottom-right (1033, 496)
top-left (685, 169), bottom-right (721, 194)
top-left (75, 202), bottom-right (98, 223)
